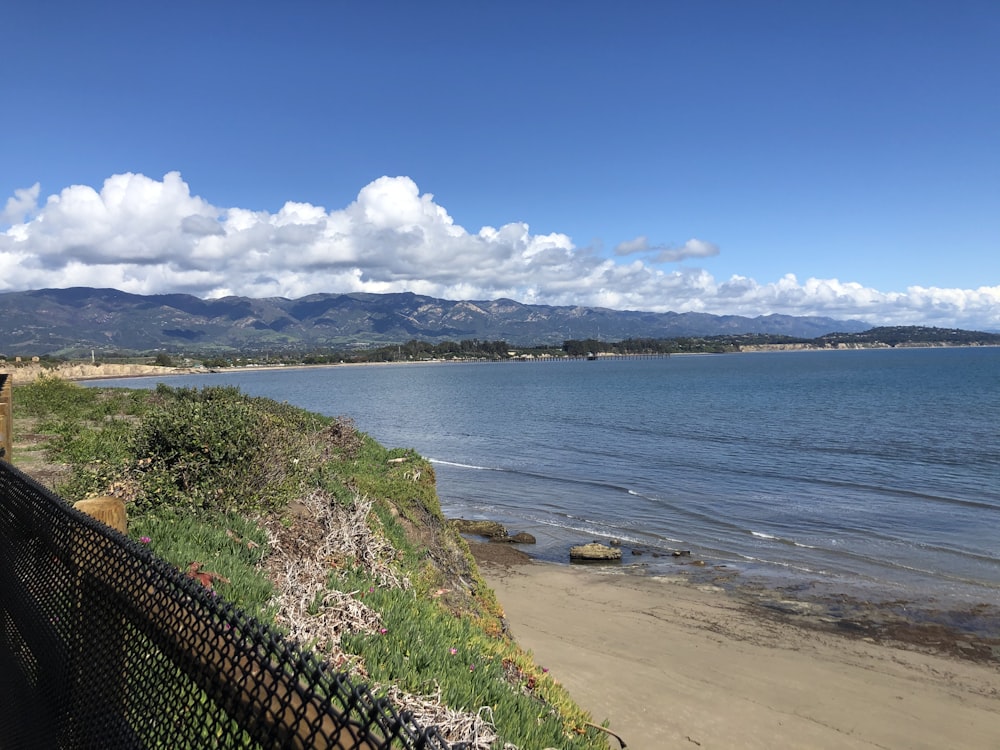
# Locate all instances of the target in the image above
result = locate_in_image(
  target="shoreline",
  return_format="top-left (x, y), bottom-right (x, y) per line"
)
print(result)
top-left (467, 540), bottom-right (1000, 665)
top-left (473, 551), bottom-right (1000, 749)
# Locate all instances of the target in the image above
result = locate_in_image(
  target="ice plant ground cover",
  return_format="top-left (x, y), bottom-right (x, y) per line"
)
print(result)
top-left (12, 377), bottom-right (607, 749)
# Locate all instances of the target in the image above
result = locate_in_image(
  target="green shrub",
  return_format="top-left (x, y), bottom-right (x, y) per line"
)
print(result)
top-left (127, 385), bottom-right (327, 513)
top-left (16, 377), bottom-right (149, 421)
top-left (55, 417), bottom-right (136, 500)
top-left (318, 434), bottom-right (442, 519)
top-left (15, 376), bottom-right (102, 419)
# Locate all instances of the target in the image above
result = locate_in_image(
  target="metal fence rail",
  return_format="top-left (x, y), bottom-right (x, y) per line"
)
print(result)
top-left (0, 460), bottom-right (449, 749)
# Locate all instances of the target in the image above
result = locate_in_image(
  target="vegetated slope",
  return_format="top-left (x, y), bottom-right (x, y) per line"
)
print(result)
top-left (0, 286), bottom-right (871, 354)
top-left (12, 378), bottom-right (606, 749)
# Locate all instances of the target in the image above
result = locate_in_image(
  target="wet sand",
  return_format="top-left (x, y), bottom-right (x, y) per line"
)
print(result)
top-left (477, 558), bottom-right (1000, 750)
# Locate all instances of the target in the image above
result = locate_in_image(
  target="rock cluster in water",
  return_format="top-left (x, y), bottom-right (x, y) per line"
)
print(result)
top-left (449, 519), bottom-right (536, 545)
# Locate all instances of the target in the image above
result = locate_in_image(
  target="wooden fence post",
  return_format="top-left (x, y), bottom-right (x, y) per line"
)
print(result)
top-left (72, 496), bottom-right (127, 534)
top-left (0, 373), bottom-right (12, 462)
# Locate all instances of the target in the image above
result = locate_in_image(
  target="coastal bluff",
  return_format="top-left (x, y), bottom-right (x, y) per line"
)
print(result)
top-left (2, 362), bottom-right (184, 384)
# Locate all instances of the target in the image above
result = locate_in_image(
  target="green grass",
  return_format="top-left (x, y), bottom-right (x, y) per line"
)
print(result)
top-left (129, 508), bottom-right (275, 620)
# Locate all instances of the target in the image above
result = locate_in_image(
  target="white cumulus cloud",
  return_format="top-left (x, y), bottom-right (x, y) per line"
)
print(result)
top-left (1, 183), bottom-right (40, 225)
top-left (2, 172), bottom-right (998, 330)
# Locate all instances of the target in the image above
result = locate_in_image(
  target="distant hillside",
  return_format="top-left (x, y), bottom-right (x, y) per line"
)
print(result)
top-left (815, 326), bottom-right (1000, 347)
top-left (0, 287), bottom-right (871, 356)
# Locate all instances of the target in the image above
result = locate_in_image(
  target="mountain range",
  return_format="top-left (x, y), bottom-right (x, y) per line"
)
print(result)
top-left (0, 287), bottom-right (872, 356)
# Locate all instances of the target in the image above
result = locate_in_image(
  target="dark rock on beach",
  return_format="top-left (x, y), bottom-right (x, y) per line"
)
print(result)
top-left (449, 519), bottom-right (536, 545)
top-left (507, 532), bottom-right (536, 544)
top-left (449, 519), bottom-right (508, 539)
top-left (466, 541), bottom-right (532, 566)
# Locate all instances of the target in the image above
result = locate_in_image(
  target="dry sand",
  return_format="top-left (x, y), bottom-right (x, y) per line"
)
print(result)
top-left (479, 561), bottom-right (1000, 750)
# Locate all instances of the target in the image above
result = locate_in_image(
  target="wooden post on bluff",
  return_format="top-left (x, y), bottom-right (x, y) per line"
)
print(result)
top-left (0, 373), bottom-right (12, 462)
top-left (73, 496), bottom-right (127, 533)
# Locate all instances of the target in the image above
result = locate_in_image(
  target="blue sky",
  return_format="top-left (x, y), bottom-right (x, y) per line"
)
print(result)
top-left (3, 1), bottom-right (998, 329)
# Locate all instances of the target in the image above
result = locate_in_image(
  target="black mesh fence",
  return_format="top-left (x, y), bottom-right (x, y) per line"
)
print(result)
top-left (0, 460), bottom-right (450, 749)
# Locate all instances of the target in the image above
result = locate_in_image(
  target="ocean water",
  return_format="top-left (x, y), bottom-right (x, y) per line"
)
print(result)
top-left (89, 347), bottom-right (1000, 613)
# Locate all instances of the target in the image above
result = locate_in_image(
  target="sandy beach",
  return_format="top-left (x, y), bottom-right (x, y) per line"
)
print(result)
top-left (478, 559), bottom-right (1000, 750)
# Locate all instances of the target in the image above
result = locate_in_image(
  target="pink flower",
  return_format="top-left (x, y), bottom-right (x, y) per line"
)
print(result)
top-left (379, 628), bottom-right (388, 635)
top-left (449, 648), bottom-right (457, 655)
top-left (469, 664), bottom-right (475, 671)
top-left (140, 536), bottom-right (151, 544)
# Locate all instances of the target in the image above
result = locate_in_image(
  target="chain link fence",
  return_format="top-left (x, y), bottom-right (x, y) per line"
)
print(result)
top-left (0, 460), bottom-right (451, 749)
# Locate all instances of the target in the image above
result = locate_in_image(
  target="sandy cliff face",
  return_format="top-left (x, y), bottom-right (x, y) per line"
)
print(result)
top-left (2, 363), bottom-right (183, 384)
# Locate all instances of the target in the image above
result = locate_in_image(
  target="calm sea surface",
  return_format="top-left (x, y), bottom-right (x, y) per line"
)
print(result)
top-left (89, 347), bottom-right (1000, 612)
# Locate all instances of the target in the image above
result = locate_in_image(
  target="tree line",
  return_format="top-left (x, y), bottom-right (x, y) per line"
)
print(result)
top-left (15, 326), bottom-right (996, 370)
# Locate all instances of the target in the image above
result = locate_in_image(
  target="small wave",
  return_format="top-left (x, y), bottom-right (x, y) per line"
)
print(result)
top-left (863, 559), bottom-right (1000, 590)
top-left (741, 540), bottom-right (1000, 592)
top-left (740, 554), bottom-right (825, 575)
top-left (906, 540), bottom-right (1000, 565)
top-left (749, 530), bottom-right (818, 549)
top-left (796, 476), bottom-right (1000, 513)
top-left (528, 516), bottom-right (687, 549)
top-left (434, 458), bottom-right (639, 496)
top-left (429, 458), bottom-right (499, 471)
